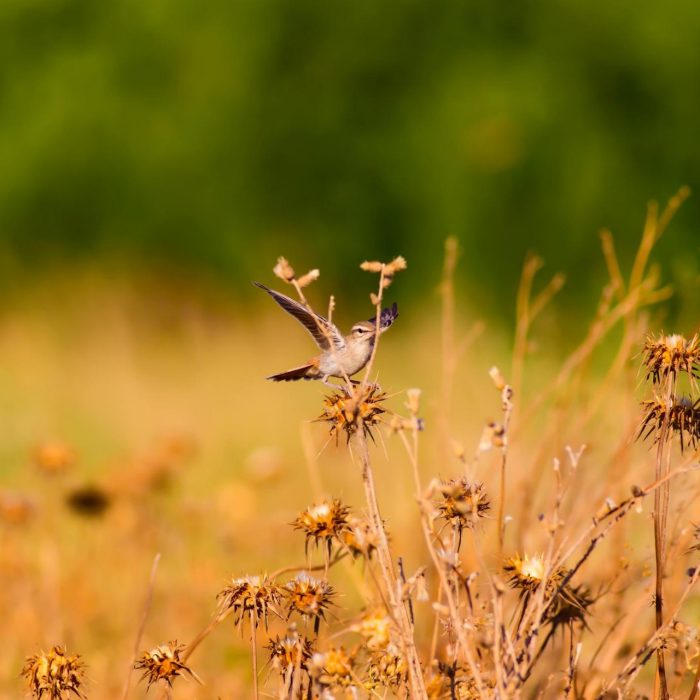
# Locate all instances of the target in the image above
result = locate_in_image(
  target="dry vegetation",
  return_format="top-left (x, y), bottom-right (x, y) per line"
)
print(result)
top-left (4, 188), bottom-right (700, 699)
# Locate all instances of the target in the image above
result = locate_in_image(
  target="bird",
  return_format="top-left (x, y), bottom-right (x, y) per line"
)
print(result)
top-left (254, 282), bottom-right (398, 385)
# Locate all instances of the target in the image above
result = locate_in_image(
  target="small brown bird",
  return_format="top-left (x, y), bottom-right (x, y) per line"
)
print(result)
top-left (254, 282), bottom-right (398, 385)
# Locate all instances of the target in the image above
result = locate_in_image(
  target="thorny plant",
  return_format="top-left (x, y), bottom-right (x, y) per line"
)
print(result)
top-left (18, 187), bottom-right (700, 700)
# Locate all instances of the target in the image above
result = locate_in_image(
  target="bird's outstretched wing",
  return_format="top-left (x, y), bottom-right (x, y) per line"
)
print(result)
top-left (368, 302), bottom-right (399, 330)
top-left (254, 282), bottom-right (345, 351)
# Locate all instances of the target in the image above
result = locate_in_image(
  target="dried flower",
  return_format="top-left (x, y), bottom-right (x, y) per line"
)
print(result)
top-left (638, 395), bottom-right (700, 452)
top-left (22, 646), bottom-right (85, 700)
top-left (360, 261), bottom-right (384, 273)
top-left (33, 442), bottom-right (75, 476)
top-left (367, 644), bottom-right (407, 689)
top-left (436, 478), bottom-right (490, 530)
top-left (134, 641), bottom-right (200, 688)
top-left (65, 485), bottom-right (111, 518)
top-left (217, 575), bottom-right (283, 628)
top-left (0, 490), bottom-right (34, 526)
top-left (503, 553), bottom-right (549, 593)
top-left (273, 256), bottom-right (296, 282)
top-left (317, 385), bottom-right (387, 443)
top-left (284, 573), bottom-right (335, 633)
top-left (310, 647), bottom-right (354, 688)
top-left (267, 632), bottom-right (314, 673)
top-left (352, 609), bottom-right (392, 651)
top-left (643, 333), bottom-right (700, 384)
top-left (297, 269), bottom-right (320, 288)
top-left (293, 499), bottom-right (350, 554)
top-left (341, 515), bottom-right (378, 558)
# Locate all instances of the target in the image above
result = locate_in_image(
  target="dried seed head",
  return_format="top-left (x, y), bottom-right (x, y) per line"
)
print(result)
top-left (284, 573), bottom-right (335, 632)
top-left (489, 366), bottom-right (507, 391)
top-left (33, 442), bottom-right (76, 476)
top-left (135, 641), bottom-right (199, 688)
top-left (22, 646), bottom-right (85, 700)
top-left (309, 647), bottom-right (354, 688)
top-left (266, 632), bottom-right (314, 673)
top-left (273, 256), bottom-right (296, 282)
top-left (436, 478), bottom-right (490, 529)
top-left (479, 422), bottom-right (506, 451)
top-left (341, 515), bottom-right (378, 559)
top-left (65, 485), bottom-right (111, 518)
top-left (638, 395), bottom-right (700, 452)
top-left (217, 575), bottom-right (283, 628)
top-left (643, 333), bottom-right (700, 384)
top-left (352, 609), bottom-right (393, 651)
top-left (296, 269), bottom-right (320, 288)
top-left (360, 261), bottom-right (384, 273)
top-left (0, 490), bottom-right (35, 526)
top-left (292, 499), bottom-right (350, 551)
top-left (386, 256), bottom-right (407, 274)
top-left (503, 553), bottom-right (548, 593)
top-left (317, 385), bottom-right (387, 443)
top-left (367, 644), bottom-right (407, 690)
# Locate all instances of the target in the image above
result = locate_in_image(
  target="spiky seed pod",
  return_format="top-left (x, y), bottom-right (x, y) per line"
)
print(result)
top-left (436, 478), bottom-right (490, 530)
top-left (22, 646), bottom-right (85, 700)
top-left (317, 385), bottom-right (387, 443)
top-left (284, 573), bottom-right (335, 634)
top-left (33, 442), bottom-right (75, 476)
top-left (292, 499), bottom-right (350, 555)
top-left (503, 553), bottom-right (552, 593)
top-left (351, 609), bottom-right (392, 651)
top-left (366, 644), bottom-right (407, 690)
top-left (638, 395), bottom-right (700, 452)
top-left (134, 641), bottom-right (200, 688)
top-left (217, 575), bottom-right (283, 629)
top-left (642, 333), bottom-right (700, 384)
top-left (266, 632), bottom-right (314, 674)
top-left (340, 515), bottom-right (378, 559)
top-left (310, 647), bottom-right (355, 689)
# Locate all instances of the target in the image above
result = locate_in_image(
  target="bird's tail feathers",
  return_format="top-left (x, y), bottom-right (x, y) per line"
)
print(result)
top-left (267, 364), bottom-right (320, 382)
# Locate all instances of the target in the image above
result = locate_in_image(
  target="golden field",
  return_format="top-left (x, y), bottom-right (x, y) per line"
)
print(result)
top-left (3, 198), bottom-right (700, 699)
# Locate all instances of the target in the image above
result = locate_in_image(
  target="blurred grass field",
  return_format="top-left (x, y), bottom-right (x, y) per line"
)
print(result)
top-left (4, 223), bottom-right (700, 698)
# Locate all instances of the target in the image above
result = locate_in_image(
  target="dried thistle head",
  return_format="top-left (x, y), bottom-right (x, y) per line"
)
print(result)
top-left (341, 515), bottom-right (378, 559)
top-left (436, 478), bottom-right (490, 529)
top-left (134, 641), bottom-right (199, 688)
top-left (217, 575), bottom-right (283, 628)
top-left (284, 573), bottom-right (336, 633)
top-left (266, 632), bottom-right (314, 673)
top-left (639, 395), bottom-right (700, 452)
top-left (309, 647), bottom-right (355, 689)
top-left (643, 333), bottom-right (700, 384)
top-left (351, 608), bottom-right (392, 651)
top-left (65, 485), bottom-right (111, 518)
top-left (33, 442), bottom-right (76, 476)
top-left (293, 499), bottom-right (350, 553)
top-left (22, 646), bottom-right (85, 700)
top-left (366, 644), bottom-right (407, 690)
top-left (0, 490), bottom-right (34, 526)
top-left (317, 385), bottom-right (387, 443)
top-left (503, 553), bottom-right (550, 593)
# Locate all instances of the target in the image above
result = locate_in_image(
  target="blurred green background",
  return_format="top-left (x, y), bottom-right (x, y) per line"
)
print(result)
top-left (1, 0), bottom-right (699, 320)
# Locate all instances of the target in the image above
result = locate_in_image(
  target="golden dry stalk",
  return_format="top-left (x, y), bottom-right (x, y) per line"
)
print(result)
top-left (317, 385), bottom-right (387, 443)
top-left (642, 333), bottom-right (700, 384)
top-left (284, 573), bottom-right (335, 633)
top-left (292, 499), bottom-right (350, 553)
top-left (21, 646), bottom-right (85, 700)
top-left (217, 575), bottom-right (283, 629)
top-left (134, 641), bottom-right (199, 689)
top-left (266, 632), bottom-right (314, 673)
top-left (436, 478), bottom-right (490, 529)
